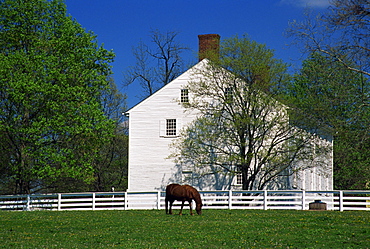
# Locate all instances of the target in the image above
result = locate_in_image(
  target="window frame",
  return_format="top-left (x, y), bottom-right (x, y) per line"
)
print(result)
top-left (166, 119), bottom-right (177, 136)
top-left (235, 173), bottom-right (243, 185)
top-left (224, 87), bottom-right (233, 102)
top-left (182, 170), bottom-right (193, 185)
top-left (160, 119), bottom-right (182, 137)
top-left (180, 89), bottom-right (189, 103)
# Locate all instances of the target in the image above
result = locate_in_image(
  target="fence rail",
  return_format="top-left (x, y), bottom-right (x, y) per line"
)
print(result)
top-left (1, 190), bottom-right (369, 211)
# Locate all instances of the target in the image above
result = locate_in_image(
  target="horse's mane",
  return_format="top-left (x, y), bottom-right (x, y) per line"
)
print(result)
top-left (183, 185), bottom-right (202, 204)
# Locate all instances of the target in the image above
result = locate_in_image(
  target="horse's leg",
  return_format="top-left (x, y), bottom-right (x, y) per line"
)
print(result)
top-left (189, 200), bottom-right (193, 215)
top-left (179, 200), bottom-right (185, 215)
top-left (169, 200), bottom-right (174, 215)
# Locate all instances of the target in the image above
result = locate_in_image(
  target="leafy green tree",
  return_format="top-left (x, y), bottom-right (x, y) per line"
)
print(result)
top-left (288, 0), bottom-right (370, 189)
top-left (40, 78), bottom-right (129, 193)
top-left (0, 0), bottom-right (115, 194)
top-left (171, 35), bottom-right (331, 190)
top-left (287, 53), bottom-right (370, 189)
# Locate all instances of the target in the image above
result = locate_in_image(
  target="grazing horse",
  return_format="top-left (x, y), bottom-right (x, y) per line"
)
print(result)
top-left (165, 184), bottom-right (202, 215)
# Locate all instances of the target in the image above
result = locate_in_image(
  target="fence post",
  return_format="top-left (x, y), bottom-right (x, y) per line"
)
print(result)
top-left (301, 190), bottom-right (306, 210)
top-left (26, 195), bottom-right (31, 211)
top-left (124, 192), bottom-right (128, 210)
top-left (157, 191), bottom-right (161, 210)
top-left (92, 193), bottom-right (96, 211)
top-left (339, 191), bottom-right (344, 212)
top-left (111, 192), bottom-right (115, 209)
top-left (57, 193), bottom-right (61, 211)
top-left (263, 190), bottom-right (268, 210)
top-left (228, 189), bottom-right (232, 210)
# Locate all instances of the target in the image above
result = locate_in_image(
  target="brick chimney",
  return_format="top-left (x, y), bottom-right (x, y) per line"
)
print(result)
top-left (198, 34), bottom-right (220, 61)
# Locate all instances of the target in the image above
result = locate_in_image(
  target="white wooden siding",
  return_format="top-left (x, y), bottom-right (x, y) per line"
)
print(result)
top-left (126, 60), bottom-right (333, 192)
top-left (126, 66), bottom-right (199, 191)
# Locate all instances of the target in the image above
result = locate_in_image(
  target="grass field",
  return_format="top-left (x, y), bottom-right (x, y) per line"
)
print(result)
top-left (1, 209), bottom-right (369, 248)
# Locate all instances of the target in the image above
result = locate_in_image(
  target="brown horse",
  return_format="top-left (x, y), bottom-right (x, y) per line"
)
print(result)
top-left (165, 184), bottom-right (202, 215)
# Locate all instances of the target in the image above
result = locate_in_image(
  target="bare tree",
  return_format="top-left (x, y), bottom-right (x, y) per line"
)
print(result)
top-left (288, 0), bottom-right (370, 76)
top-left (123, 30), bottom-right (188, 99)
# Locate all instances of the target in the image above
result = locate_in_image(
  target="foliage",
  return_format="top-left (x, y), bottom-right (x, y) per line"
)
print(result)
top-left (123, 30), bottom-right (188, 98)
top-left (171, 35), bottom-right (331, 190)
top-left (287, 52), bottom-right (370, 189)
top-left (288, 0), bottom-right (370, 189)
top-left (40, 78), bottom-right (129, 193)
top-left (0, 210), bottom-right (369, 248)
top-left (0, 0), bottom-right (115, 194)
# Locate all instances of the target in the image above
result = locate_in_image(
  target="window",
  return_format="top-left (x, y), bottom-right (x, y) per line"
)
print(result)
top-left (224, 87), bottom-right (233, 102)
top-left (236, 173), bottom-right (243, 185)
top-left (182, 171), bottom-right (193, 185)
top-left (166, 119), bottom-right (176, 136)
top-left (160, 119), bottom-right (181, 137)
top-left (181, 89), bottom-right (189, 103)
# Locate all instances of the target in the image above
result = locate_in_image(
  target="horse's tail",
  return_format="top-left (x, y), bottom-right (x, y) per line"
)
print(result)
top-left (165, 195), bottom-right (168, 214)
top-left (165, 184), bottom-right (177, 214)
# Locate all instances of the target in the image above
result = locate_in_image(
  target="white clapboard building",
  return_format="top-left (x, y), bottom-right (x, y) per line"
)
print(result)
top-left (124, 34), bottom-right (333, 192)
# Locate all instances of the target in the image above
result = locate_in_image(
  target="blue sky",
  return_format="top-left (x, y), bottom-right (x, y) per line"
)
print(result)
top-left (64, 0), bottom-right (331, 108)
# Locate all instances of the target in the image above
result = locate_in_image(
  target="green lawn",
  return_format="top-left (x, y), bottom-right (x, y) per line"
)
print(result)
top-left (1, 209), bottom-right (369, 248)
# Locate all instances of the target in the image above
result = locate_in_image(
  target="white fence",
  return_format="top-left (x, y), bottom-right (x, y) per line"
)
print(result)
top-left (1, 190), bottom-right (369, 212)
